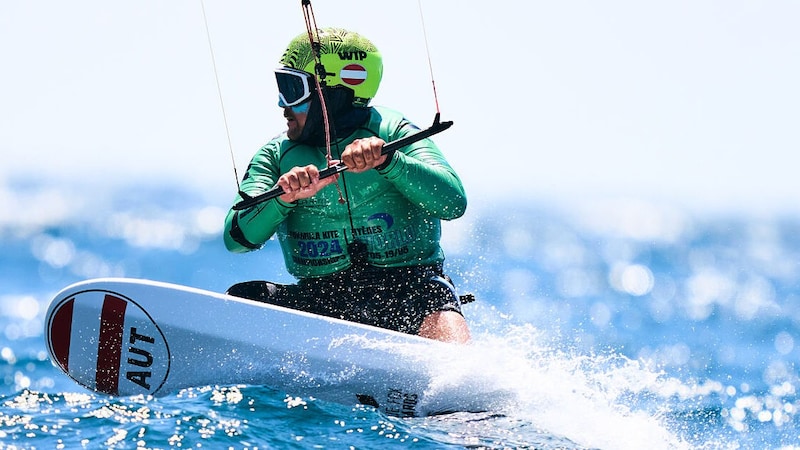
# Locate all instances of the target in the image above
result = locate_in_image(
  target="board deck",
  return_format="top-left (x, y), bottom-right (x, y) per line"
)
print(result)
top-left (44, 278), bottom-right (504, 417)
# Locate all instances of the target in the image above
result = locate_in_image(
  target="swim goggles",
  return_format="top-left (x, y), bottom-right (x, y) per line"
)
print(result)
top-left (275, 67), bottom-right (315, 107)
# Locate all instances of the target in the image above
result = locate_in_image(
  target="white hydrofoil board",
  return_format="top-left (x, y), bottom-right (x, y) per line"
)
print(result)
top-left (44, 278), bottom-right (503, 417)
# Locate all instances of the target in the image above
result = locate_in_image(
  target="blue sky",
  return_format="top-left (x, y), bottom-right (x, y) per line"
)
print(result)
top-left (2, 1), bottom-right (799, 213)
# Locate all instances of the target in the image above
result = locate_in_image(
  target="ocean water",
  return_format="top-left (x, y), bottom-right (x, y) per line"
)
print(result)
top-left (1, 179), bottom-right (798, 449)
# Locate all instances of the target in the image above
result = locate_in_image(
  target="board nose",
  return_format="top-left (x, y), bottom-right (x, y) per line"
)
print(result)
top-left (44, 288), bottom-right (171, 397)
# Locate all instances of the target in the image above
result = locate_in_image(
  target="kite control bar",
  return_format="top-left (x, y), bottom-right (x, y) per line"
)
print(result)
top-left (232, 113), bottom-right (453, 211)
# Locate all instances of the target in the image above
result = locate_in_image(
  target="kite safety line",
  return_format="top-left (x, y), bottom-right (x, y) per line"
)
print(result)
top-left (300, 0), bottom-right (347, 204)
top-left (200, 0), bottom-right (240, 190)
top-left (300, 0), bottom-right (333, 164)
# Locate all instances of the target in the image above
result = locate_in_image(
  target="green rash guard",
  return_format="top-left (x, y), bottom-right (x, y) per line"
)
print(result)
top-left (223, 106), bottom-right (467, 279)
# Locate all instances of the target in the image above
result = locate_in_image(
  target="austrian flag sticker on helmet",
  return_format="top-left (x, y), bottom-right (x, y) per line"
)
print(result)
top-left (340, 64), bottom-right (367, 86)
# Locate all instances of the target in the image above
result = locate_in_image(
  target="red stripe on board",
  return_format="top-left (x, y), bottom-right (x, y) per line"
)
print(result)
top-left (95, 294), bottom-right (127, 395)
top-left (49, 298), bottom-right (75, 371)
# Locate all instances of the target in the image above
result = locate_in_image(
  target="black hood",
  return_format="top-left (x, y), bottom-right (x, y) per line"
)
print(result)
top-left (295, 86), bottom-right (371, 147)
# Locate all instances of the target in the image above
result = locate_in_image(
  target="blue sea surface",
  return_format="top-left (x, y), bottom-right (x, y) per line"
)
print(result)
top-left (1, 179), bottom-right (798, 449)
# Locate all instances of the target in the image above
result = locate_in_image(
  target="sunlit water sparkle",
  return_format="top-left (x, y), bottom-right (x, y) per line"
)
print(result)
top-left (1, 180), bottom-right (798, 449)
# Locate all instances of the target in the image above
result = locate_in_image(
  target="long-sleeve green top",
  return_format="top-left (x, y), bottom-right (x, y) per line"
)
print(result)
top-left (223, 106), bottom-right (466, 279)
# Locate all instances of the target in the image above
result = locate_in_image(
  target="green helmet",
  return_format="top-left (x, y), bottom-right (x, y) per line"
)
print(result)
top-left (279, 27), bottom-right (383, 107)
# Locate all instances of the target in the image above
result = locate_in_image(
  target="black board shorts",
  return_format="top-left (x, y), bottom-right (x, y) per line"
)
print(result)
top-left (227, 264), bottom-right (464, 335)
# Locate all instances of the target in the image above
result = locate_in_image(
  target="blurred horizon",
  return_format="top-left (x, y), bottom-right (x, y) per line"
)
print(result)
top-left (2, 1), bottom-right (799, 217)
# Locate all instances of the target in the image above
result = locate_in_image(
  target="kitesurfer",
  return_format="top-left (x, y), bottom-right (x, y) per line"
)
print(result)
top-left (223, 28), bottom-right (470, 343)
